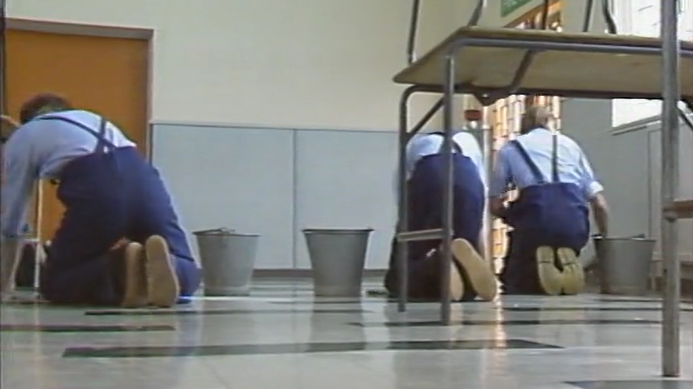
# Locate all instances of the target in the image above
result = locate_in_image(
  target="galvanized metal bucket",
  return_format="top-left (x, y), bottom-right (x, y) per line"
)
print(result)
top-left (194, 228), bottom-right (259, 296)
top-left (303, 228), bottom-right (373, 297)
top-left (594, 235), bottom-right (656, 296)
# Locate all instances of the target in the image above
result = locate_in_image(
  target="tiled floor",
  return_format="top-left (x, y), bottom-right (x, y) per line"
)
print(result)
top-left (2, 279), bottom-right (693, 389)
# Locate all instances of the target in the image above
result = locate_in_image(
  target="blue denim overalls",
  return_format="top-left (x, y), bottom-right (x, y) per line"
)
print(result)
top-left (36, 114), bottom-right (200, 305)
top-left (500, 133), bottom-right (590, 294)
top-left (385, 132), bottom-right (485, 300)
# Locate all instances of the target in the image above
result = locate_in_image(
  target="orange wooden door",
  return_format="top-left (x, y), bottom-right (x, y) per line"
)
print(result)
top-left (5, 27), bottom-right (149, 240)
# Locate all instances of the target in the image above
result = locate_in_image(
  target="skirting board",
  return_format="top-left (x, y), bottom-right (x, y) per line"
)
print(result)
top-left (254, 269), bottom-right (387, 278)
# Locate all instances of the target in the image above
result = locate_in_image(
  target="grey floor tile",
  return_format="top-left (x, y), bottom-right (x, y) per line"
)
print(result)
top-left (2, 280), bottom-right (692, 389)
top-left (568, 381), bottom-right (693, 389)
top-left (0, 324), bottom-right (174, 332)
top-left (62, 338), bottom-right (560, 358)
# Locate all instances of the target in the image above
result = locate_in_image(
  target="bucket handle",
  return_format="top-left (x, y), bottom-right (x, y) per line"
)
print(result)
top-left (193, 227), bottom-right (235, 236)
top-left (593, 233), bottom-right (647, 241)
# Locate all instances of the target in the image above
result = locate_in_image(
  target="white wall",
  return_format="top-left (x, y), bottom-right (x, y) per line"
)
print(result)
top-left (9, 0), bottom-right (452, 130)
top-left (9, 0), bottom-right (593, 131)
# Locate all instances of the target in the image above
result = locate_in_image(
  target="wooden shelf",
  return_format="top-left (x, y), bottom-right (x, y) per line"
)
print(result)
top-left (392, 27), bottom-right (693, 100)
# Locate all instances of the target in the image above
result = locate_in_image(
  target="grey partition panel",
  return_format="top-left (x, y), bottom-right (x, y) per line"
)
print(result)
top-left (294, 130), bottom-right (397, 269)
top-left (151, 124), bottom-right (295, 269)
top-left (648, 127), bottom-right (693, 262)
top-left (562, 99), bottom-right (651, 262)
top-left (602, 129), bottom-right (650, 237)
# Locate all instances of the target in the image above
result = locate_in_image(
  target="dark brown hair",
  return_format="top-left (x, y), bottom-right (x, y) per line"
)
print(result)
top-left (19, 93), bottom-right (73, 124)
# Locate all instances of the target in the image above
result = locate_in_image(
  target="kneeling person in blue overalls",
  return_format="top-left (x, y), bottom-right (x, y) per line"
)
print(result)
top-left (0, 93), bottom-right (201, 307)
top-left (489, 107), bottom-right (609, 295)
top-left (384, 126), bottom-right (497, 302)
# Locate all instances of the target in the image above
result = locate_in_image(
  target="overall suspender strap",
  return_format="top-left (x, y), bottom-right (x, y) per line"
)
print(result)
top-left (511, 139), bottom-right (547, 185)
top-left (94, 117), bottom-right (109, 154)
top-left (35, 115), bottom-right (117, 153)
top-left (431, 132), bottom-right (463, 154)
top-left (551, 133), bottom-right (559, 183)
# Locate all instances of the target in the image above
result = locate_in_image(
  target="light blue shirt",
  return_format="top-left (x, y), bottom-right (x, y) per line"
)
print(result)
top-left (489, 128), bottom-right (603, 200)
top-left (406, 131), bottom-right (486, 183)
top-left (394, 131), bottom-right (486, 198)
top-left (1, 110), bottom-right (136, 237)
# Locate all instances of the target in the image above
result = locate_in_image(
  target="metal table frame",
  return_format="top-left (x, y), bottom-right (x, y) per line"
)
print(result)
top-left (395, 0), bottom-right (692, 378)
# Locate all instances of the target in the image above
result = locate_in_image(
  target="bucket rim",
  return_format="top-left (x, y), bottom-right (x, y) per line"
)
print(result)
top-left (302, 228), bottom-right (374, 235)
top-left (193, 228), bottom-right (234, 234)
top-left (194, 230), bottom-right (260, 237)
top-left (593, 236), bottom-right (656, 243)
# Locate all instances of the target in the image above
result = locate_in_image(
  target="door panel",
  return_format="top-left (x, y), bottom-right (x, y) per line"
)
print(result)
top-left (5, 26), bottom-right (149, 240)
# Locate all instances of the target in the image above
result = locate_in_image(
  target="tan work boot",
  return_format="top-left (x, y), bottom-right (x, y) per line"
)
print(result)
top-left (556, 247), bottom-right (585, 295)
top-left (448, 261), bottom-right (465, 302)
top-left (121, 242), bottom-right (148, 308)
top-left (536, 246), bottom-right (563, 296)
top-left (424, 248), bottom-right (464, 302)
top-left (451, 238), bottom-right (498, 301)
top-left (144, 235), bottom-right (180, 308)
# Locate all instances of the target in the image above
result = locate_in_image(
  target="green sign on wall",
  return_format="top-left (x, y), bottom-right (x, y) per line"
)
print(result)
top-left (500, 0), bottom-right (534, 17)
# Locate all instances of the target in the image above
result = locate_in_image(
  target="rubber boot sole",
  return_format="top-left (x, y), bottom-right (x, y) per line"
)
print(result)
top-left (451, 239), bottom-right (498, 301)
top-left (428, 247), bottom-right (464, 302)
top-left (145, 236), bottom-right (180, 308)
top-left (121, 242), bottom-right (148, 308)
top-left (536, 246), bottom-right (563, 296)
top-left (557, 247), bottom-right (585, 295)
top-left (448, 261), bottom-right (464, 302)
